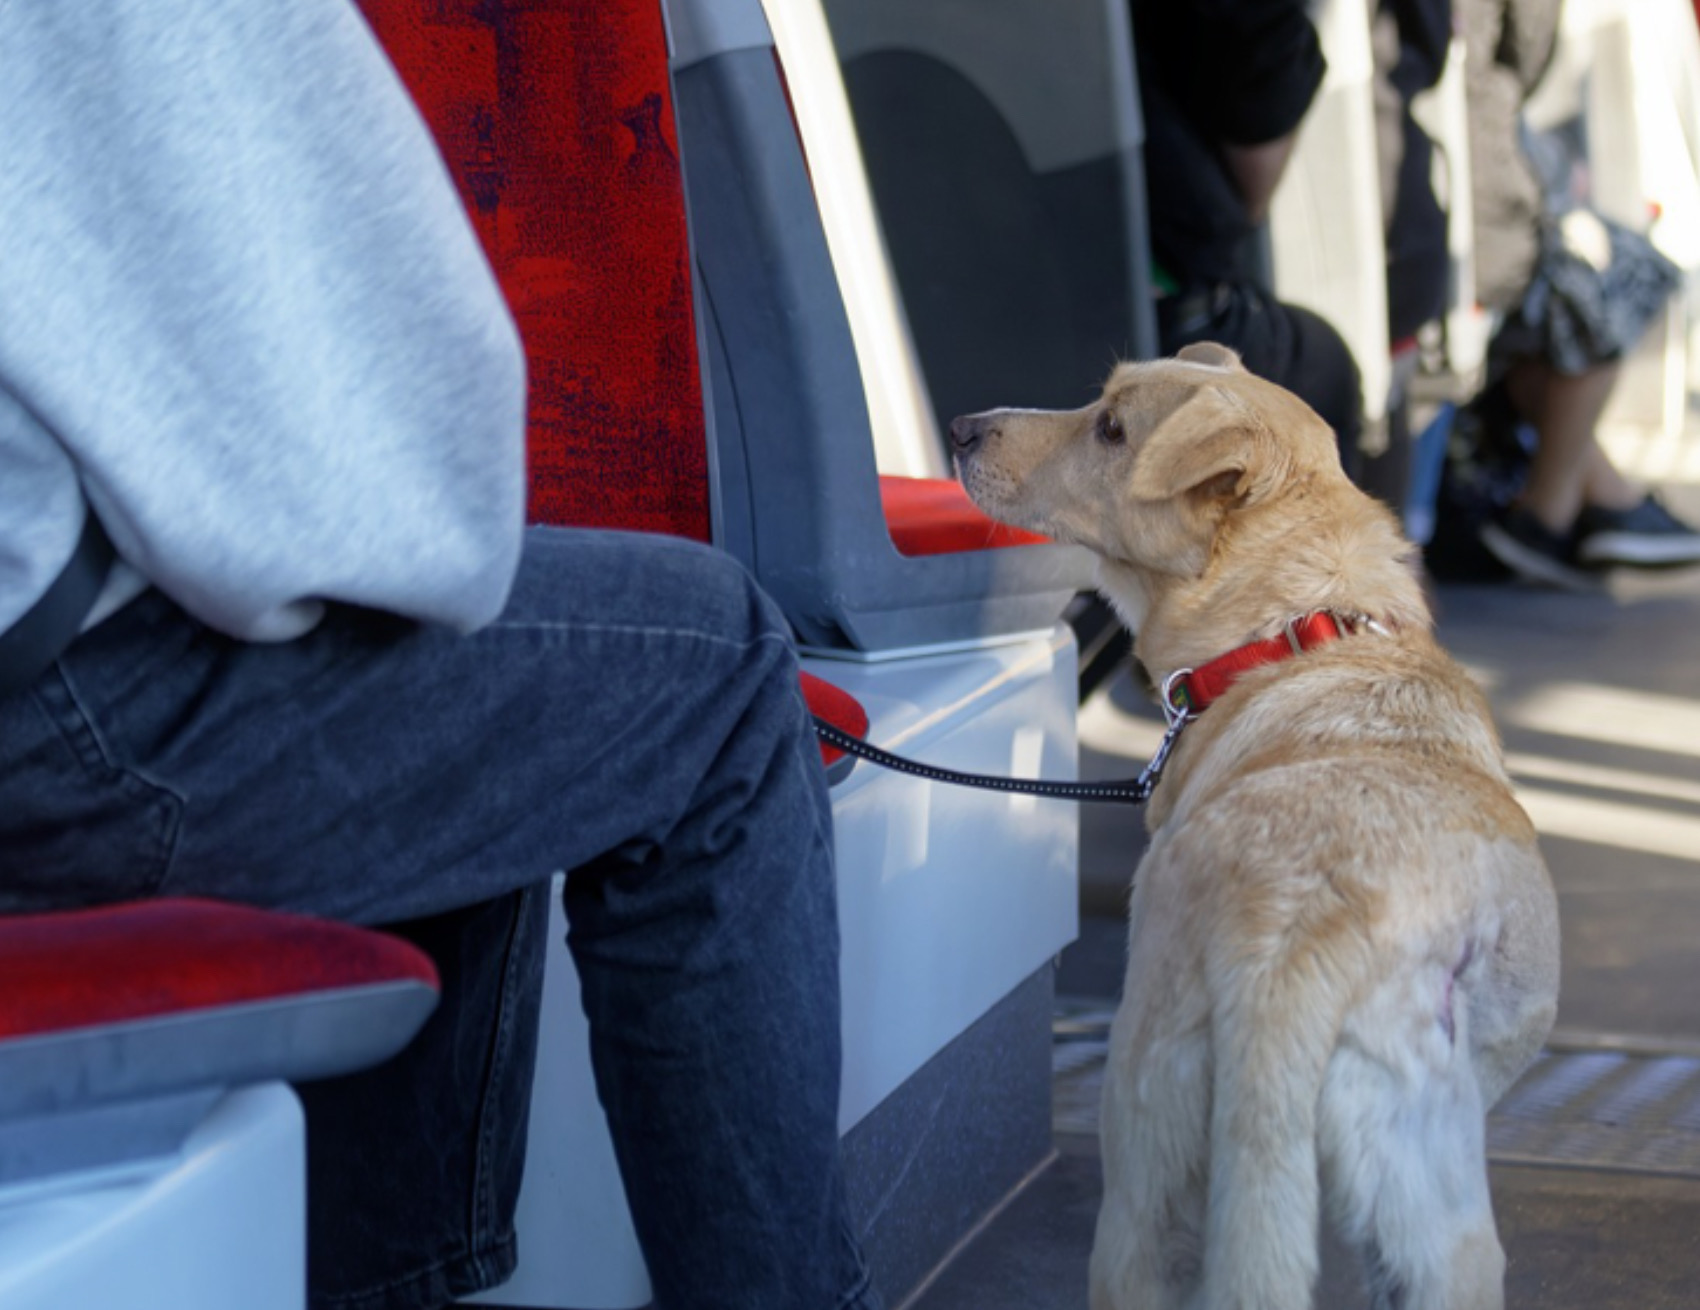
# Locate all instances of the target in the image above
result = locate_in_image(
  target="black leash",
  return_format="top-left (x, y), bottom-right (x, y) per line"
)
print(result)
top-left (812, 713), bottom-right (1191, 807)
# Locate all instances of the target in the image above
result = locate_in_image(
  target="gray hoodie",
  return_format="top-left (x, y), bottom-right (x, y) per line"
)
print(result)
top-left (0, 2), bottom-right (527, 644)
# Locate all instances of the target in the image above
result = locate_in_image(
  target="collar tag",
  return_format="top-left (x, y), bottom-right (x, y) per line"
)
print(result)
top-left (1135, 610), bottom-right (1388, 800)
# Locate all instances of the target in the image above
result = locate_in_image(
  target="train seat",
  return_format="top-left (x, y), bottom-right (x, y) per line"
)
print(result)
top-left (820, 0), bottom-right (1158, 434)
top-left (357, 2), bottom-right (1081, 1304)
top-left (0, 900), bottom-right (438, 1310)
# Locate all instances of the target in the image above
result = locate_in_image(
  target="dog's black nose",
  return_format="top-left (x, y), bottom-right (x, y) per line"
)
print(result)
top-left (949, 414), bottom-right (988, 455)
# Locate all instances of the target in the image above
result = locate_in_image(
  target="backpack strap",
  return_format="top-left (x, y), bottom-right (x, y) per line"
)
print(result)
top-left (0, 505), bottom-right (115, 698)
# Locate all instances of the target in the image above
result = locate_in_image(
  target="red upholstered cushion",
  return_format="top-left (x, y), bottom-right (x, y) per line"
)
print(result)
top-left (800, 672), bottom-right (868, 772)
top-left (880, 476), bottom-right (1050, 556)
top-left (363, 0), bottom-right (711, 541)
top-left (0, 899), bottom-right (439, 1042)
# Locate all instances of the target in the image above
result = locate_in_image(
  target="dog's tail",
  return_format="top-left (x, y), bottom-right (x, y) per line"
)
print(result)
top-left (1199, 940), bottom-right (1359, 1310)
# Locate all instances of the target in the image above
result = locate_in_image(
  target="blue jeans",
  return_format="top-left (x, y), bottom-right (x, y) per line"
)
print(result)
top-left (0, 526), bottom-right (881, 1310)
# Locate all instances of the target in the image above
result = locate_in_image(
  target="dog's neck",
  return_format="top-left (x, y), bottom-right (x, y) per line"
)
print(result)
top-left (1105, 480), bottom-right (1431, 684)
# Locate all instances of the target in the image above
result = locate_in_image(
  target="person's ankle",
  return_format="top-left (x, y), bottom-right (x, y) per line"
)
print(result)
top-left (1585, 487), bottom-right (1646, 515)
top-left (1511, 498), bottom-right (1577, 537)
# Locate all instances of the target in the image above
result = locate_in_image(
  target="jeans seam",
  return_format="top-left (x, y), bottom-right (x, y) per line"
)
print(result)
top-left (469, 886), bottom-right (534, 1262)
top-left (312, 1230), bottom-right (517, 1310)
top-left (36, 662), bottom-right (185, 892)
top-left (486, 617), bottom-right (795, 660)
top-left (835, 1261), bottom-right (879, 1310)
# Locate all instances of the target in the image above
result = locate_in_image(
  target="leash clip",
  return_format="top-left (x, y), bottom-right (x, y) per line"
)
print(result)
top-left (1135, 666), bottom-right (1200, 799)
top-left (1134, 711), bottom-right (1191, 799)
top-left (1159, 667), bottom-right (1196, 729)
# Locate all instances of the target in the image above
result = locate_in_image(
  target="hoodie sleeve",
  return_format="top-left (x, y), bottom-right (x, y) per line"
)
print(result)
top-left (0, 1), bottom-right (528, 640)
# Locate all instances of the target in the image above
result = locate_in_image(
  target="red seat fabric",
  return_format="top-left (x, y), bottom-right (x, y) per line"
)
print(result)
top-left (362, 0), bottom-right (711, 541)
top-left (880, 476), bottom-right (1050, 557)
top-left (0, 899), bottom-right (437, 1041)
top-left (362, 3), bottom-right (871, 771)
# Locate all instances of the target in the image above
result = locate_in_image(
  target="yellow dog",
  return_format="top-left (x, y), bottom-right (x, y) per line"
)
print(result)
top-left (954, 344), bottom-right (1560, 1310)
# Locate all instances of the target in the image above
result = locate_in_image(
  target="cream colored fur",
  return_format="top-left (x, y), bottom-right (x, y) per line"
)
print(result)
top-left (955, 344), bottom-right (1560, 1310)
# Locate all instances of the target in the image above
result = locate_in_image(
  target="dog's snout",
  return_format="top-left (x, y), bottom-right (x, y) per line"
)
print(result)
top-left (950, 414), bottom-right (990, 456)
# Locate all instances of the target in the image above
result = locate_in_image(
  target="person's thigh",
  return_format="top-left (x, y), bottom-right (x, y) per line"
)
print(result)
top-left (0, 525), bottom-right (859, 1310)
top-left (0, 525), bottom-right (810, 923)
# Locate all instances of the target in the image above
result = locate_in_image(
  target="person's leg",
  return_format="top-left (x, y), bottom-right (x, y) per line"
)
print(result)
top-left (1579, 442), bottom-right (1642, 512)
top-left (1483, 355), bottom-right (1700, 579)
top-left (1502, 356), bottom-right (1638, 532)
top-left (298, 888), bottom-right (550, 1310)
top-left (0, 525), bottom-right (879, 1310)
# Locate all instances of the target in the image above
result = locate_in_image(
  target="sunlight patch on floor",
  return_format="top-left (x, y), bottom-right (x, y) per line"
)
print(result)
top-left (1500, 682), bottom-right (1700, 764)
top-left (1077, 690), bottom-right (1168, 763)
top-left (1507, 752), bottom-right (1700, 808)
top-left (1517, 786), bottom-right (1700, 864)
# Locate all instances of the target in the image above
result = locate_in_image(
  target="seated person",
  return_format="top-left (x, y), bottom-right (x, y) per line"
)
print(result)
top-left (0, 7), bottom-right (882, 1310)
top-left (1132, 0), bottom-right (1366, 477)
top-left (1461, 0), bottom-right (1700, 585)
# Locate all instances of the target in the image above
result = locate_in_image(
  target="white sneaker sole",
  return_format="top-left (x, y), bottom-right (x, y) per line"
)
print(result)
top-left (1577, 531), bottom-right (1700, 568)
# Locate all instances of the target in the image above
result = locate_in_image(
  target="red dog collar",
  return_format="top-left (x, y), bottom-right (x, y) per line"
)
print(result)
top-left (1161, 611), bottom-right (1384, 722)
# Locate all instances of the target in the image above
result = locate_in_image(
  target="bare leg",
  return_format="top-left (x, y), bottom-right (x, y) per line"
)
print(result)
top-left (1580, 441), bottom-right (1642, 514)
top-left (1503, 358), bottom-right (1640, 534)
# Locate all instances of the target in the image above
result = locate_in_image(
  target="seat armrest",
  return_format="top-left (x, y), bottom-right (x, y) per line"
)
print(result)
top-left (0, 899), bottom-right (439, 1128)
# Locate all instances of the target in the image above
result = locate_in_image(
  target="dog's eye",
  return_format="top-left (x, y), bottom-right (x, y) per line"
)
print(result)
top-left (1096, 411), bottom-right (1125, 446)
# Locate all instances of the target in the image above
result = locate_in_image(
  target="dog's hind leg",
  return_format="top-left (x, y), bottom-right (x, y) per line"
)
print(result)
top-left (1467, 868), bottom-right (1560, 1110)
top-left (1191, 963), bottom-right (1348, 1310)
top-left (1089, 1029), bottom-right (1210, 1310)
top-left (1319, 1019), bottom-right (1505, 1310)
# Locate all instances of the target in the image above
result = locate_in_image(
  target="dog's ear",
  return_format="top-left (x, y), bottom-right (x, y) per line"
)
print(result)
top-left (1174, 341), bottom-right (1243, 370)
top-left (1128, 390), bottom-right (1290, 505)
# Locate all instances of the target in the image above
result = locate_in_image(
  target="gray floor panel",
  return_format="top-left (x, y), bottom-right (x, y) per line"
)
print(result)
top-left (1491, 1047), bottom-right (1700, 1178)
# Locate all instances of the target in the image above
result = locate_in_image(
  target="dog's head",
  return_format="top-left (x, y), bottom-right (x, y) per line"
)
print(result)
top-left (952, 343), bottom-right (1425, 656)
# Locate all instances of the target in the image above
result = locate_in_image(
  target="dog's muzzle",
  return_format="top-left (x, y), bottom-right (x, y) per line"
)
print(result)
top-left (949, 413), bottom-right (992, 457)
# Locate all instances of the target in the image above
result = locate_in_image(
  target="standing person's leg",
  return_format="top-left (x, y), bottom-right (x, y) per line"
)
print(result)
top-left (0, 526), bottom-right (880, 1310)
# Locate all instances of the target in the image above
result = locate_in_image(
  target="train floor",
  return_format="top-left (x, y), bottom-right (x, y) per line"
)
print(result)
top-left (915, 484), bottom-right (1700, 1310)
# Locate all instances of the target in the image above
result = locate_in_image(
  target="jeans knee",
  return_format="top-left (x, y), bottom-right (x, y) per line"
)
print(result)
top-left (688, 542), bottom-right (792, 651)
top-left (614, 537), bottom-right (805, 726)
top-left (515, 527), bottom-right (794, 655)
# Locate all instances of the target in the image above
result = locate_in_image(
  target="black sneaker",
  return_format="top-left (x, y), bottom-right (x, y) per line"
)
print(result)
top-left (1575, 493), bottom-right (1700, 568)
top-left (1478, 506), bottom-right (1601, 590)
